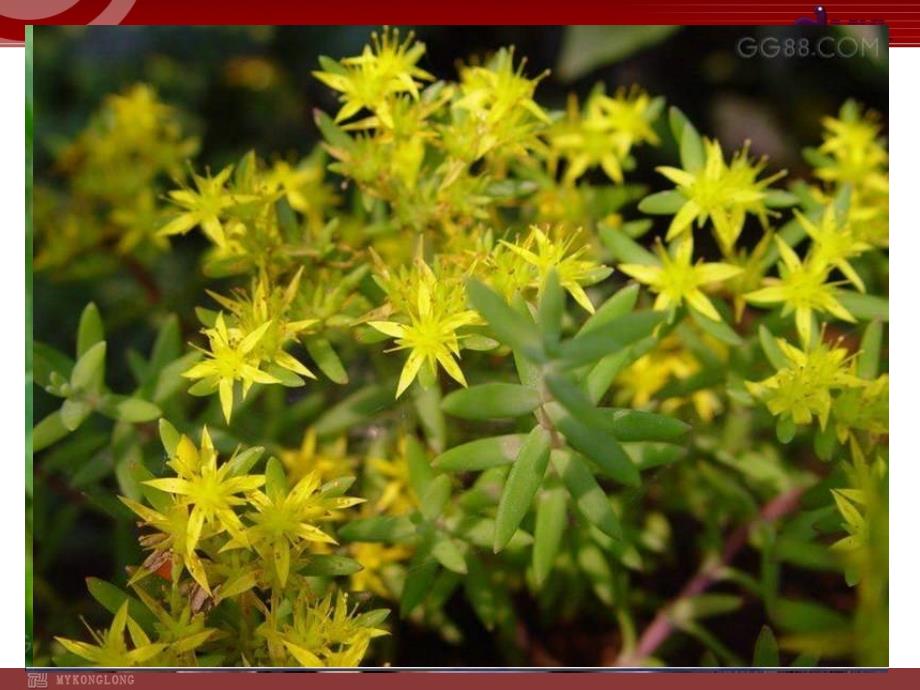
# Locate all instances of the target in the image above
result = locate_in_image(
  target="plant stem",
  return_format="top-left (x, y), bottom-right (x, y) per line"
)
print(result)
top-left (615, 485), bottom-right (804, 666)
top-left (122, 255), bottom-right (161, 305)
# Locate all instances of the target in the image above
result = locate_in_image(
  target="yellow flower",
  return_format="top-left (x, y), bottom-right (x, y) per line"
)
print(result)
top-left (452, 47), bottom-right (550, 160)
top-left (657, 139), bottom-right (783, 250)
top-left (110, 188), bottom-right (167, 254)
top-left (829, 441), bottom-right (886, 565)
top-left (847, 186), bottom-right (889, 249)
top-left (815, 102), bottom-right (888, 191)
top-left (55, 602), bottom-right (166, 667)
top-left (227, 470), bottom-right (363, 587)
top-left (207, 270), bottom-right (318, 384)
top-left (313, 27), bottom-right (434, 128)
top-left (158, 165), bottom-right (257, 248)
top-left (745, 337), bottom-right (862, 428)
top-left (550, 86), bottom-right (661, 184)
top-left (182, 312), bottom-right (282, 422)
top-left (367, 449), bottom-right (416, 516)
top-left (808, 102), bottom-right (889, 250)
top-left (369, 256), bottom-right (478, 398)
top-left (142, 429), bottom-right (265, 592)
top-left (499, 226), bottom-right (612, 313)
top-left (58, 84), bottom-right (197, 197)
top-left (350, 542), bottom-right (413, 598)
top-left (263, 154), bottom-right (338, 232)
top-left (38, 84), bottom-right (198, 269)
top-left (745, 237), bottom-right (855, 345)
top-left (619, 237), bottom-right (741, 322)
top-left (831, 373), bottom-right (889, 444)
top-left (615, 351), bottom-right (678, 409)
top-left (795, 206), bottom-right (870, 292)
top-left (105, 84), bottom-right (178, 145)
top-left (614, 334), bottom-right (725, 422)
top-left (263, 591), bottom-right (387, 667)
top-left (119, 498), bottom-right (210, 590)
top-left (129, 585), bottom-right (216, 664)
top-left (280, 428), bottom-right (355, 484)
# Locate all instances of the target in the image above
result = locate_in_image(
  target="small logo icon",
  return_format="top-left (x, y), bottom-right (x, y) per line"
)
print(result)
top-left (795, 5), bottom-right (829, 25)
top-left (26, 673), bottom-right (48, 689)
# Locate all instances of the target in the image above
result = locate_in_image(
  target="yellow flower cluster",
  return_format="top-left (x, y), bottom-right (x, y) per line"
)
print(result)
top-left (36, 85), bottom-right (198, 270)
top-left (42, 28), bottom-right (888, 669)
top-left (65, 425), bottom-right (380, 668)
top-left (813, 102), bottom-right (888, 248)
top-left (184, 272), bottom-right (318, 422)
top-left (549, 86), bottom-right (662, 185)
top-left (746, 337), bottom-right (861, 430)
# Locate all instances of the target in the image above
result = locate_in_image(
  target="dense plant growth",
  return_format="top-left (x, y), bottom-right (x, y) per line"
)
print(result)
top-left (32, 28), bottom-right (888, 667)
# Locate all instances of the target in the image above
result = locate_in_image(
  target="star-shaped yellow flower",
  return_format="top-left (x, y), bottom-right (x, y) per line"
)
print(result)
top-left (55, 602), bottom-right (166, 667)
top-left (226, 470), bottom-right (363, 587)
top-left (142, 428), bottom-right (265, 592)
top-left (745, 337), bottom-right (862, 428)
top-left (745, 237), bottom-right (855, 345)
top-left (619, 237), bottom-right (741, 322)
top-left (499, 226), bottom-right (612, 313)
top-left (656, 139), bottom-right (783, 251)
top-left (795, 206), bottom-right (870, 292)
top-left (158, 165), bottom-right (256, 248)
top-left (313, 27), bottom-right (434, 128)
top-left (369, 257), bottom-right (478, 398)
top-left (182, 312), bottom-right (281, 422)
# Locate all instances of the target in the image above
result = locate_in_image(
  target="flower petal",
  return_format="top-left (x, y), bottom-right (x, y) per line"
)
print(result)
top-left (395, 349), bottom-right (425, 398)
top-left (369, 321), bottom-right (407, 339)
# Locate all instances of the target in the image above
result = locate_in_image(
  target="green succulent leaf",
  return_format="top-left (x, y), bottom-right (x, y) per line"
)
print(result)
top-left (60, 398), bottom-right (91, 432)
top-left (433, 434), bottom-right (528, 472)
top-left (558, 311), bottom-right (665, 368)
top-left (494, 426), bottom-right (552, 552)
top-left (338, 515), bottom-right (416, 543)
top-left (679, 121), bottom-right (704, 172)
top-left (551, 450), bottom-right (622, 539)
top-left (299, 554), bottom-right (363, 577)
top-left (604, 409), bottom-right (690, 443)
top-left (548, 404), bottom-right (640, 487)
top-left (857, 320), bottom-right (883, 379)
top-left (108, 396), bottom-right (162, 423)
top-left (86, 578), bottom-right (156, 633)
top-left (419, 474), bottom-right (452, 522)
top-left (598, 226), bottom-right (658, 266)
top-left (305, 336), bottom-right (349, 384)
top-left (441, 383), bottom-right (541, 420)
top-left (76, 303), bottom-right (105, 359)
top-left (466, 279), bottom-right (545, 362)
top-left (400, 541), bottom-right (439, 617)
top-left (32, 410), bottom-right (71, 452)
top-left (432, 534), bottom-right (467, 574)
top-left (639, 189), bottom-right (687, 215)
top-left (537, 268), bottom-right (565, 347)
top-left (158, 418), bottom-right (180, 457)
top-left (532, 487), bottom-right (567, 586)
top-left (70, 341), bottom-right (106, 392)
top-left (753, 625), bottom-right (780, 667)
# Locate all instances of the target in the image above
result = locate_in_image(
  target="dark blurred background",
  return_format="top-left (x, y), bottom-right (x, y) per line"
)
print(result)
top-left (31, 25), bottom-right (887, 665)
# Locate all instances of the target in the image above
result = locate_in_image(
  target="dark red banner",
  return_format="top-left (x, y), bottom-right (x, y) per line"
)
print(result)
top-left (0, 2), bottom-right (914, 45)
top-left (9, 668), bottom-right (920, 689)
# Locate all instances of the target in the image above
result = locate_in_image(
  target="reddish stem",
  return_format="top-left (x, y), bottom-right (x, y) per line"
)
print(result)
top-left (122, 255), bottom-right (161, 305)
top-left (615, 486), bottom-right (804, 666)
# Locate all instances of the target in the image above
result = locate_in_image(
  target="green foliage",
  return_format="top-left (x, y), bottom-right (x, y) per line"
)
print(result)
top-left (31, 28), bottom-right (887, 669)
top-left (34, 304), bottom-right (164, 451)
